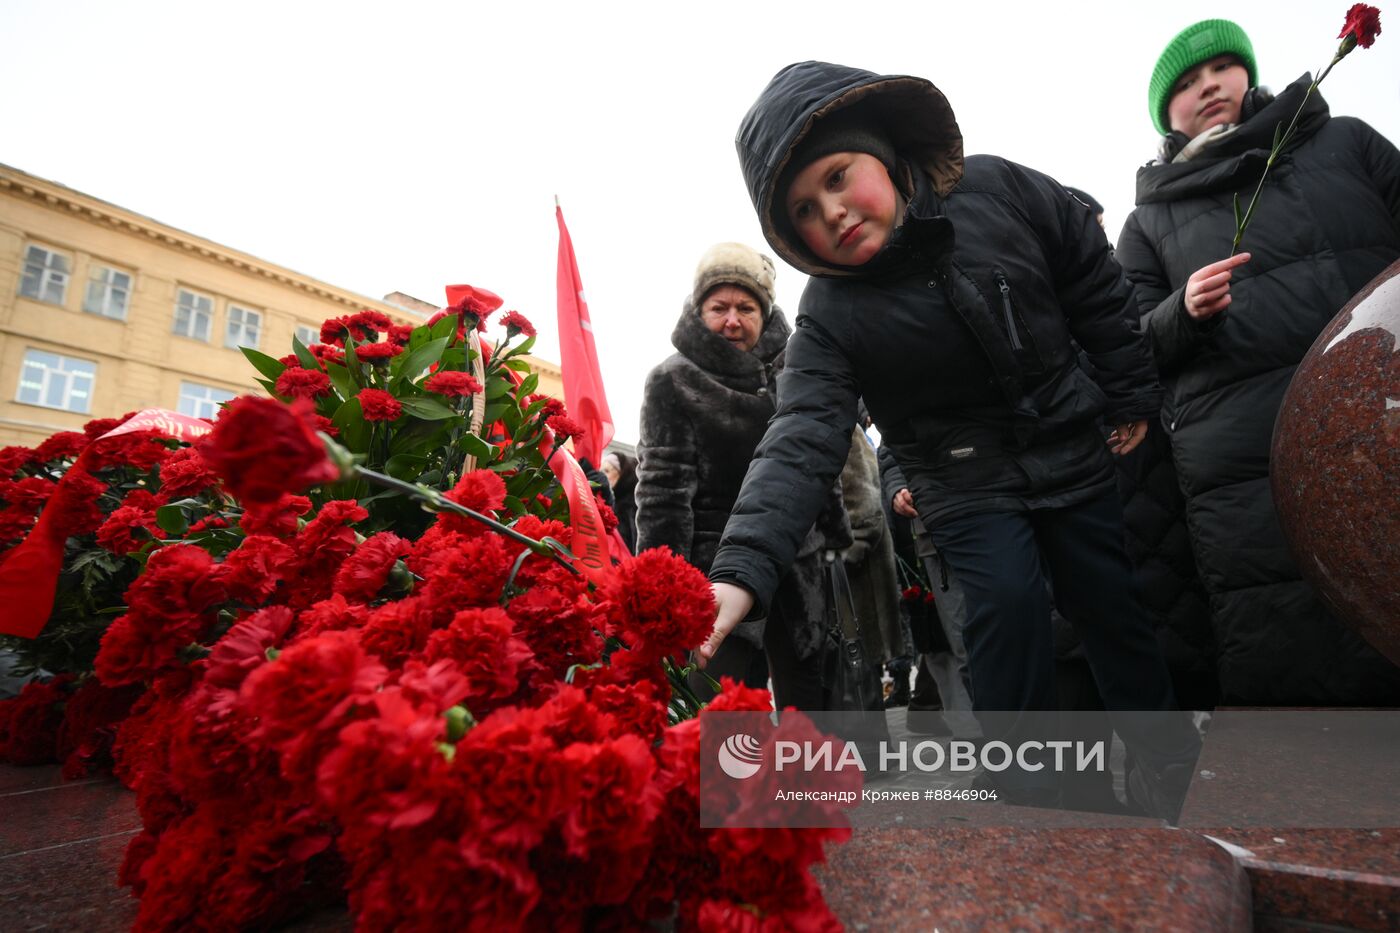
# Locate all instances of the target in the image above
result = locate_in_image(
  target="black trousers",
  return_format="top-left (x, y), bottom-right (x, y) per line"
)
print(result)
top-left (926, 491), bottom-right (1199, 795)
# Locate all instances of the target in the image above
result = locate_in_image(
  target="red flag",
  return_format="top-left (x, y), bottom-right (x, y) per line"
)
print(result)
top-left (555, 201), bottom-right (613, 467)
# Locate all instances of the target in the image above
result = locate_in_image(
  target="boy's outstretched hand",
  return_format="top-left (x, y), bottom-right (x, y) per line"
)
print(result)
top-left (1184, 252), bottom-right (1250, 321)
top-left (696, 581), bottom-right (754, 669)
top-left (1108, 420), bottom-right (1148, 456)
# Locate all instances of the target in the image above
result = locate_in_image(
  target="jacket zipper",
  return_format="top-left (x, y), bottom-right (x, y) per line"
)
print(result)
top-left (993, 272), bottom-right (1023, 351)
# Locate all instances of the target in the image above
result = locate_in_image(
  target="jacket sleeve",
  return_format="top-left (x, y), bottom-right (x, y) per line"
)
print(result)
top-left (877, 444), bottom-right (908, 512)
top-left (1355, 118), bottom-right (1400, 224)
top-left (1028, 175), bottom-right (1163, 424)
top-left (1116, 210), bottom-right (1225, 374)
top-left (707, 309), bottom-right (859, 615)
top-left (634, 366), bottom-right (697, 562)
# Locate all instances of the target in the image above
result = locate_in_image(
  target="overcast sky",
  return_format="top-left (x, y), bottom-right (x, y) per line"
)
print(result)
top-left (3, 0), bottom-right (1396, 443)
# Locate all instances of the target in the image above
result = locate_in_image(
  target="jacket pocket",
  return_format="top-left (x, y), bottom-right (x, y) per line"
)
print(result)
top-left (992, 269), bottom-right (1046, 376)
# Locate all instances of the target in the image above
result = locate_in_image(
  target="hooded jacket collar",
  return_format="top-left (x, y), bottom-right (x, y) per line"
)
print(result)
top-left (670, 298), bottom-right (792, 389)
top-left (1135, 74), bottom-right (1330, 205)
top-left (736, 61), bottom-right (964, 277)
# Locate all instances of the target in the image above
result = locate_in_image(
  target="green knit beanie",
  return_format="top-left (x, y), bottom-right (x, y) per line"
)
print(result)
top-left (1148, 19), bottom-right (1258, 136)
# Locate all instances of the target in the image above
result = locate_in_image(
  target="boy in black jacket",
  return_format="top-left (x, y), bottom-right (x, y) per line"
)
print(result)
top-left (700, 61), bottom-right (1199, 813)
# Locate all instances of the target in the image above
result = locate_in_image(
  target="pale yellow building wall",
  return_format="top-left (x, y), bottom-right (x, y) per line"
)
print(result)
top-left (0, 164), bottom-right (562, 448)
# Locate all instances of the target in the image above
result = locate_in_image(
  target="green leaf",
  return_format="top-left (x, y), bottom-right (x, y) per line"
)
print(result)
top-left (1232, 192), bottom-right (1242, 230)
top-left (389, 419), bottom-right (450, 456)
top-left (1273, 121), bottom-right (1283, 149)
top-left (155, 504), bottom-right (189, 536)
top-left (392, 337), bottom-right (450, 389)
top-left (457, 433), bottom-right (498, 462)
top-left (399, 397), bottom-right (461, 421)
top-left (486, 376), bottom-right (514, 400)
top-left (292, 334), bottom-right (320, 370)
top-left (482, 401), bottom-right (511, 425)
top-left (255, 377), bottom-right (279, 396)
top-left (385, 453), bottom-right (429, 481)
top-left (503, 359), bottom-right (532, 373)
top-left (512, 335), bottom-right (537, 356)
top-left (331, 397), bottom-right (370, 452)
top-left (241, 347), bottom-right (287, 382)
top-left (438, 348), bottom-right (468, 369)
top-left (431, 314), bottom-right (459, 341)
top-left (325, 361), bottom-right (355, 402)
top-left (517, 372), bottom-right (539, 397)
top-left (343, 338), bottom-right (362, 377)
top-left (503, 494), bottom-right (526, 515)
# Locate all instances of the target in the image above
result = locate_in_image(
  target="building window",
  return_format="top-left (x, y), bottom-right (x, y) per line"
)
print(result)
top-left (18, 245), bottom-right (71, 305)
top-left (294, 324), bottom-right (319, 347)
top-left (178, 381), bottom-right (237, 420)
top-left (173, 288), bottom-right (213, 341)
top-left (84, 265), bottom-right (132, 320)
top-left (225, 305), bottom-right (261, 350)
top-left (16, 349), bottom-right (96, 414)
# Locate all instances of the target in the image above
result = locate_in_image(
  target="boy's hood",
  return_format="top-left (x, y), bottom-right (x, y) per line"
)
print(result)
top-left (735, 60), bottom-right (964, 277)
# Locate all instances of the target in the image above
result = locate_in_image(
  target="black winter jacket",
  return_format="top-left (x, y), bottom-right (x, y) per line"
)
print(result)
top-left (635, 300), bottom-right (850, 657)
top-left (710, 62), bottom-right (1162, 613)
top-left (1116, 77), bottom-right (1400, 704)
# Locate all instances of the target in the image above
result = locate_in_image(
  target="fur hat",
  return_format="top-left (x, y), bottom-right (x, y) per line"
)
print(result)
top-left (692, 242), bottom-right (777, 316)
top-left (1148, 19), bottom-right (1257, 136)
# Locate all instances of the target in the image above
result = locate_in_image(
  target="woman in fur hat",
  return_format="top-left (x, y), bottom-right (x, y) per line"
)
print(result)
top-left (635, 242), bottom-right (850, 708)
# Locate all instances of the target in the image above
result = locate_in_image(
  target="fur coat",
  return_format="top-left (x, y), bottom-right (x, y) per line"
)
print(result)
top-left (636, 300), bottom-right (850, 657)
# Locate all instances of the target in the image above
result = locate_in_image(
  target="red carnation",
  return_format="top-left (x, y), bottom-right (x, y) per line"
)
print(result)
top-left (96, 504), bottom-right (165, 555)
top-left (33, 431), bottom-right (88, 464)
top-left (240, 493), bottom-right (312, 538)
top-left (274, 367), bottom-right (332, 401)
top-left (440, 469), bottom-right (507, 532)
top-left (547, 414), bottom-right (585, 445)
top-left (358, 388), bottom-right (402, 422)
top-left (499, 310), bottom-right (536, 338)
top-left (332, 532), bottom-right (412, 602)
top-left (445, 284), bottom-right (504, 326)
top-left (1341, 3), bottom-right (1382, 47)
top-left (424, 371), bottom-right (483, 397)
top-left (424, 608), bottom-right (535, 713)
top-left (354, 341), bottom-right (403, 363)
top-left (157, 447), bottom-right (220, 499)
top-left (239, 630), bottom-right (386, 749)
top-left (601, 548), bottom-right (715, 662)
top-left (201, 397), bottom-right (340, 505)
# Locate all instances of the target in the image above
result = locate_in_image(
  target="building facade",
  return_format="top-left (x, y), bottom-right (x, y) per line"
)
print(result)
top-left (0, 163), bottom-right (561, 448)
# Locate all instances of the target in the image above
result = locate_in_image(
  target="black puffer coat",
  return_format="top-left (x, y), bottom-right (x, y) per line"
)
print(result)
top-left (709, 61), bottom-right (1161, 613)
top-left (1116, 77), bottom-right (1400, 704)
top-left (635, 300), bottom-right (849, 658)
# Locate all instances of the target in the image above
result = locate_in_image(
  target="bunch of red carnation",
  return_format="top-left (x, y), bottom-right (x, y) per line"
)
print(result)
top-left (98, 452), bottom-right (848, 930)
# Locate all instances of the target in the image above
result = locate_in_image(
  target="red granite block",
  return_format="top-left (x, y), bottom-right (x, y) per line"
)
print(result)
top-left (816, 826), bottom-right (1252, 931)
top-left (0, 777), bottom-right (141, 857)
top-left (0, 826), bottom-right (138, 932)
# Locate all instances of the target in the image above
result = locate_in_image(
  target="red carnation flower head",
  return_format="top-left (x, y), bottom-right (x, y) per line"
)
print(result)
top-left (1341, 4), bottom-right (1382, 48)
top-left (33, 431), bottom-right (88, 464)
top-left (601, 547), bottom-right (714, 663)
top-left (423, 371), bottom-right (482, 398)
top-left (444, 284), bottom-right (504, 329)
top-left (310, 342), bottom-right (346, 366)
top-left (96, 504), bottom-right (165, 555)
top-left (357, 388), bottom-right (402, 422)
top-left (354, 341), bottom-right (403, 364)
top-left (440, 469), bottom-right (507, 533)
top-left (157, 446), bottom-right (220, 500)
top-left (348, 310), bottom-right (395, 340)
top-left (499, 310), bottom-right (536, 339)
top-left (320, 316), bottom-right (351, 347)
top-left (278, 353), bottom-right (301, 368)
top-left (388, 323), bottom-right (415, 345)
top-left (239, 630), bottom-right (386, 749)
top-left (201, 396), bottom-right (340, 505)
top-left (274, 367), bottom-right (332, 401)
top-left (546, 414), bottom-right (585, 445)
